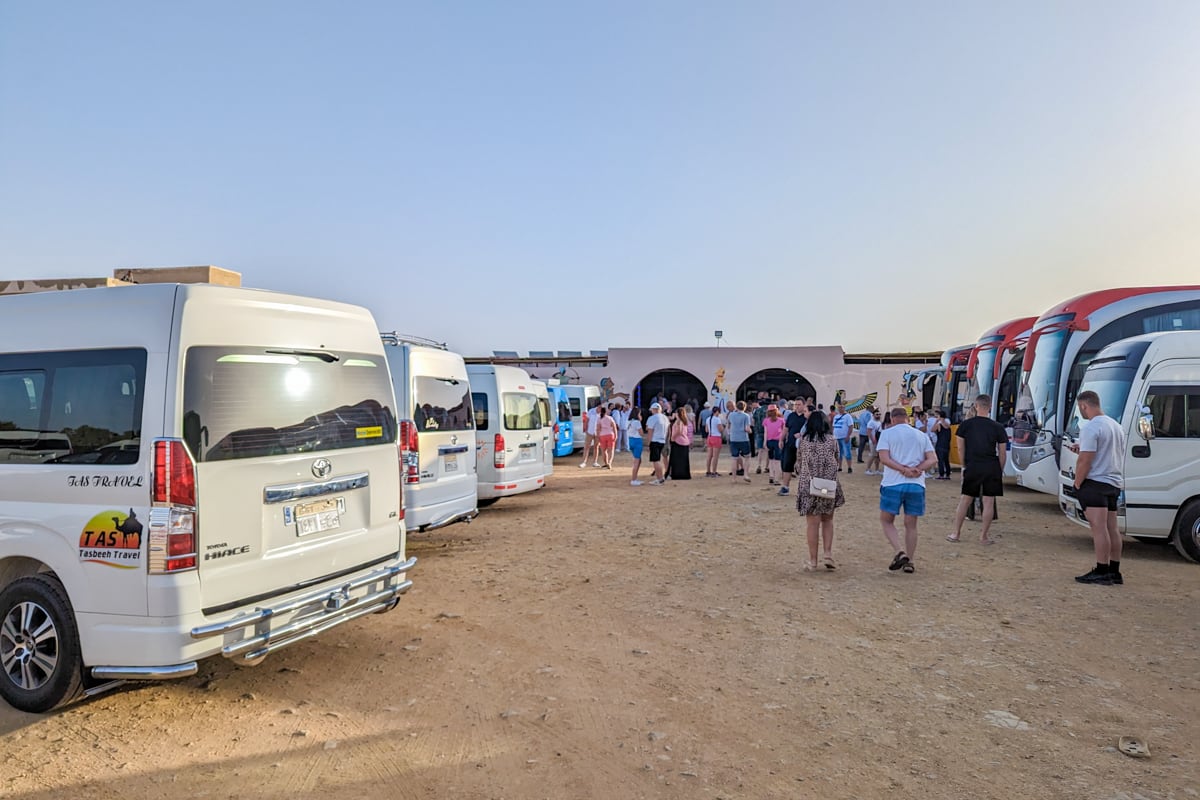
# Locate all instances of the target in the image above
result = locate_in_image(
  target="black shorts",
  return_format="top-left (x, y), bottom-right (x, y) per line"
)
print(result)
top-left (649, 442), bottom-right (665, 463)
top-left (961, 465), bottom-right (1004, 498)
top-left (1077, 478), bottom-right (1119, 511)
top-left (781, 446), bottom-right (797, 473)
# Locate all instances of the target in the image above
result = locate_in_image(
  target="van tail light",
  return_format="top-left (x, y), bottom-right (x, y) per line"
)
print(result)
top-left (553, 423), bottom-right (559, 437)
top-left (494, 433), bottom-right (506, 469)
top-left (399, 420), bottom-right (420, 485)
top-left (150, 439), bottom-right (198, 574)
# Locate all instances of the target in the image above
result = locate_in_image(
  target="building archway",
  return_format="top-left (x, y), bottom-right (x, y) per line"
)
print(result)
top-left (634, 369), bottom-right (708, 412)
top-left (736, 368), bottom-right (817, 403)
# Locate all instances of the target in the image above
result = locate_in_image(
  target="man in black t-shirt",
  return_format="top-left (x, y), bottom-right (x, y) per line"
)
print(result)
top-left (777, 402), bottom-right (808, 496)
top-left (948, 395), bottom-right (1008, 545)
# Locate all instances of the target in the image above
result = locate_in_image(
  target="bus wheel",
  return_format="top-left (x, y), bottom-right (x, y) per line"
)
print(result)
top-left (1172, 502), bottom-right (1200, 564)
top-left (0, 576), bottom-right (84, 713)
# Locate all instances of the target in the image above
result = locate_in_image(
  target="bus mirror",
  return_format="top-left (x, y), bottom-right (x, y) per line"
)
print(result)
top-left (1137, 408), bottom-right (1154, 442)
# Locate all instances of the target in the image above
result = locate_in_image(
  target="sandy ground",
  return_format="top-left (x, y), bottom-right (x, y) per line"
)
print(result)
top-left (2, 448), bottom-right (1198, 800)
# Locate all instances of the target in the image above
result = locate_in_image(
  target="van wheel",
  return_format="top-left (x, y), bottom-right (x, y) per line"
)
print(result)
top-left (0, 576), bottom-right (84, 712)
top-left (1172, 502), bottom-right (1200, 564)
top-left (477, 498), bottom-right (500, 508)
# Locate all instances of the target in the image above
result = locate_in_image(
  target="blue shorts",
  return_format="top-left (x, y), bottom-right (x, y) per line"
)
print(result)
top-left (754, 431), bottom-right (764, 448)
top-left (766, 440), bottom-right (781, 460)
top-left (880, 484), bottom-right (926, 516)
top-left (629, 438), bottom-right (644, 460)
top-left (730, 440), bottom-right (750, 458)
top-left (837, 438), bottom-right (852, 460)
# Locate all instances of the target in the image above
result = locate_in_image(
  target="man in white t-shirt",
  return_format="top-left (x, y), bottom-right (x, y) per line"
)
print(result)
top-left (580, 401), bottom-right (602, 468)
top-left (1068, 390), bottom-right (1127, 585)
top-left (644, 403), bottom-right (670, 485)
top-left (832, 403), bottom-right (855, 473)
top-left (611, 402), bottom-right (628, 453)
top-left (875, 408), bottom-right (937, 573)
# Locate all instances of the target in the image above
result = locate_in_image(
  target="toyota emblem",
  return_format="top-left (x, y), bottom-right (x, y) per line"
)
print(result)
top-left (312, 458), bottom-right (332, 479)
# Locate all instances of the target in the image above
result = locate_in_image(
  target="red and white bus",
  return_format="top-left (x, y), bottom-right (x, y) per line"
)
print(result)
top-left (1012, 286), bottom-right (1200, 494)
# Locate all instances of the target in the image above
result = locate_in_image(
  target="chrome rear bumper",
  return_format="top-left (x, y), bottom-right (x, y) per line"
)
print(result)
top-left (189, 557), bottom-right (416, 665)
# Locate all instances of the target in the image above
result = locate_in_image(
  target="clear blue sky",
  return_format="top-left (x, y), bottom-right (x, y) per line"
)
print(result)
top-left (3, 2), bottom-right (1199, 355)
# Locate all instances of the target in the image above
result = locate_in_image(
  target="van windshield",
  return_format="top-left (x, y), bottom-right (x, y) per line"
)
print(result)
top-left (413, 377), bottom-right (473, 433)
top-left (183, 347), bottom-right (397, 462)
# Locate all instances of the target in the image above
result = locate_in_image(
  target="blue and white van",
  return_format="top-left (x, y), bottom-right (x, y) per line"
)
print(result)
top-left (546, 384), bottom-right (574, 457)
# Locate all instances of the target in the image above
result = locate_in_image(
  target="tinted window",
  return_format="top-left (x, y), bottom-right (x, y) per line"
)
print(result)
top-left (1145, 387), bottom-right (1200, 439)
top-left (412, 377), bottom-right (473, 433)
top-left (557, 401), bottom-right (571, 423)
top-left (183, 348), bottom-right (396, 462)
top-left (472, 392), bottom-right (490, 431)
top-left (503, 393), bottom-right (541, 430)
top-left (0, 349), bottom-right (145, 465)
top-left (568, 398), bottom-right (581, 417)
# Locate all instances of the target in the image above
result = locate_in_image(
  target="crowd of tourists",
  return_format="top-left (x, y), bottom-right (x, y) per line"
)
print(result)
top-left (574, 388), bottom-right (1126, 585)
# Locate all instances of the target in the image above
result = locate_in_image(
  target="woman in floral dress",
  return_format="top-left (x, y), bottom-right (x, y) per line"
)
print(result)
top-left (795, 410), bottom-right (845, 570)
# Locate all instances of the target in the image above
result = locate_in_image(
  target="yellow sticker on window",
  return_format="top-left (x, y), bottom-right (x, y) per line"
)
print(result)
top-left (356, 426), bottom-right (384, 440)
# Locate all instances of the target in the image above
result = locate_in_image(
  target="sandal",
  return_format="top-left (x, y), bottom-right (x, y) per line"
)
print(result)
top-left (902, 562), bottom-right (915, 573)
top-left (823, 555), bottom-right (836, 570)
top-left (889, 552), bottom-right (910, 571)
top-left (802, 561), bottom-right (817, 572)
top-left (945, 535), bottom-right (960, 543)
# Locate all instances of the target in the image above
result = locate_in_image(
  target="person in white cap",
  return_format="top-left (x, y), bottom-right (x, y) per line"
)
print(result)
top-left (644, 402), bottom-right (670, 485)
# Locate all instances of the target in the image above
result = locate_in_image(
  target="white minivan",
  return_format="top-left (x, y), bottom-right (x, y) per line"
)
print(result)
top-left (560, 384), bottom-right (601, 451)
top-left (1059, 331), bottom-right (1200, 563)
top-left (468, 365), bottom-right (547, 504)
top-left (530, 379), bottom-right (555, 477)
top-left (381, 334), bottom-right (478, 532)
top-left (0, 284), bottom-right (414, 712)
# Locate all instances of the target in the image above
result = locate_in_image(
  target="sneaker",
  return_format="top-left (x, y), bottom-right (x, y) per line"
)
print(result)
top-left (630, 480), bottom-right (643, 486)
top-left (593, 462), bottom-right (601, 467)
top-left (777, 487), bottom-right (789, 496)
top-left (579, 463), bottom-right (587, 469)
top-left (756, 468), bottom-right (762, 474)
top-left (1074, 567), bottom-right (1113, 585)
top-left (847, 466), bottom-right (852, 474)
top-left (650, 478), bottom-right (664, 485)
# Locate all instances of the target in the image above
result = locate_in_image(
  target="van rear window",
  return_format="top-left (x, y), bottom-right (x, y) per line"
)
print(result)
top-left (503, 393), bottom-right (541, 431)
top-left (183, 348), bottom-right (396, 462)
top-left (0, 348), bottom-right (145, 465)
top-left (413, 377), bottom-right (474, 433)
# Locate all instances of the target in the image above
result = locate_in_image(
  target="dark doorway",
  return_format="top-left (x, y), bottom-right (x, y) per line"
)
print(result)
top-left (634, 369), bottom-right (707, 412)
top-left (736, 369), bottom-right (817, 403)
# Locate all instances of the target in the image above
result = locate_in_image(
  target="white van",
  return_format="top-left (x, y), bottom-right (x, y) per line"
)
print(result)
top-left (560, 384), bottom-right (601, 451)
top-left (467, 365), bottom-right (547, 504)
top-left (1059, 331), bottom-right (1200, 563)
top-left (381, 334), bottom-right (478, 532)
top-left (530, 379), bottom-right (555, 477)
top-left (0, 284), bottom-right (414, 712)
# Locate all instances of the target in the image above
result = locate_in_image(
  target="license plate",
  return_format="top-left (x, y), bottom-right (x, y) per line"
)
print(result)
top-left (444, 453), bottom-right (458, 472)
top-left (519, 446), bottom-right (537, 462)
top-left (294, 497), bottom-right (342, 537)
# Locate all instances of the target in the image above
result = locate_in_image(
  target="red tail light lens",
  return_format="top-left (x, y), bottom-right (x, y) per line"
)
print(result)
top-left (150, 439), bottom-right (198, 573)
top-left (494, 433), bottom-right (506, 468)
top-left (399, 420), bottom-right (420, 485)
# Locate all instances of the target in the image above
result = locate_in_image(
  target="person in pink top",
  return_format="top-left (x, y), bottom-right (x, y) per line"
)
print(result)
top-left (762, 405), bottom-right (785, 486)
top-left (667, 406), bottom-right (693, 480)
top-left (595, 405), bottom-right (618, 469)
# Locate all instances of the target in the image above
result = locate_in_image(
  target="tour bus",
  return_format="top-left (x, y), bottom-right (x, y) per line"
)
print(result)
top-left (902, 367), bottom-right (942, 414)
top-left (1012, 286), bottom-right (1200, 494)
top-left (468, 364), bottom-right (547, 505)
top-left (1058, 332), bottom-right (1200, 563)
top-left (0, 284), bottom-right (414, 712)
top-left (962, 316), bottom-right (1038, 476)
top-left (929, 343), bottom-right (974, 465)
top-left (546, 384), bottom-right (574, 457)
top-left (530, 379), bottom-right (555, 477)
top-left (561, 384), bottom-right (601, 450)
top-left (381, 334), bottom-right (478, 533)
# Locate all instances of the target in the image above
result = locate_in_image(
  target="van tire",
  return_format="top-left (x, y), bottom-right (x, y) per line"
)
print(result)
top-left (0, 575), bottom-right (85, 713)
top-left (477, 498), bottom-right (500, 508)
top-left (1172, 501), bottom-right (1200, 564)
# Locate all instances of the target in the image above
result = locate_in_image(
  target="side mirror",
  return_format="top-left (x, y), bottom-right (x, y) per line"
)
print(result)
top-left (1137, 407), bottom-right (1154, 442)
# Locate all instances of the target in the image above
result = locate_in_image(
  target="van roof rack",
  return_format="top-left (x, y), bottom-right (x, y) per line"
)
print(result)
top-left (380, 332), bottom-right (448, 350)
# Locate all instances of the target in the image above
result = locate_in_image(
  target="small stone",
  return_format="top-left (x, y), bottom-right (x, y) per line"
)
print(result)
top-left (437, 611), bottom-right (462, 620)
top-left (240, 692), bottom-right (257, 701)
top-left (292, 730), bottom-right (309, 738)
top-left (1000, 619), bottom-right (1012, 626)
top-left (680, 771), bottom-right (698, 778)
top-left (324, 740), bottom-right (340, 750)
top-left (403, 645), bottom-right (420, 651)
top-left (632, 649), bottom-right (649, 656)
top-left (984, 710), bottom-right (1031, 730)
top-left (325, 712), bottom-right (342, 719)
top-left (500, 709), bottom-right (521, 719)
top-left (278, 667), bottom-right (302, 674)
top-left (648, 732), bottom-right (666, 742)
top-left (280, 709), bottom-right (297, 715)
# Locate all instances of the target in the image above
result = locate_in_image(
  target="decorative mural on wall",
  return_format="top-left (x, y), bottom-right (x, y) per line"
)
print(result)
top-left (598, 377), bottom-right (630, 406)
top-left (710, 367), bottom-right (733, 410)
top-left (833, 388), bottom-right (879, 413)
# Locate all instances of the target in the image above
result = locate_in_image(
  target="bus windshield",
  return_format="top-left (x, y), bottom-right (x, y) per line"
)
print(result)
top-left (1018, 315), bottom-right (1072, 431)
top-left (973, 342), bottom-right (1001, 399)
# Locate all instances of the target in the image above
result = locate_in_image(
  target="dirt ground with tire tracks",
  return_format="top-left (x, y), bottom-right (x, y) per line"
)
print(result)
top-left (1, 449), bottom-right (1198, 800)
